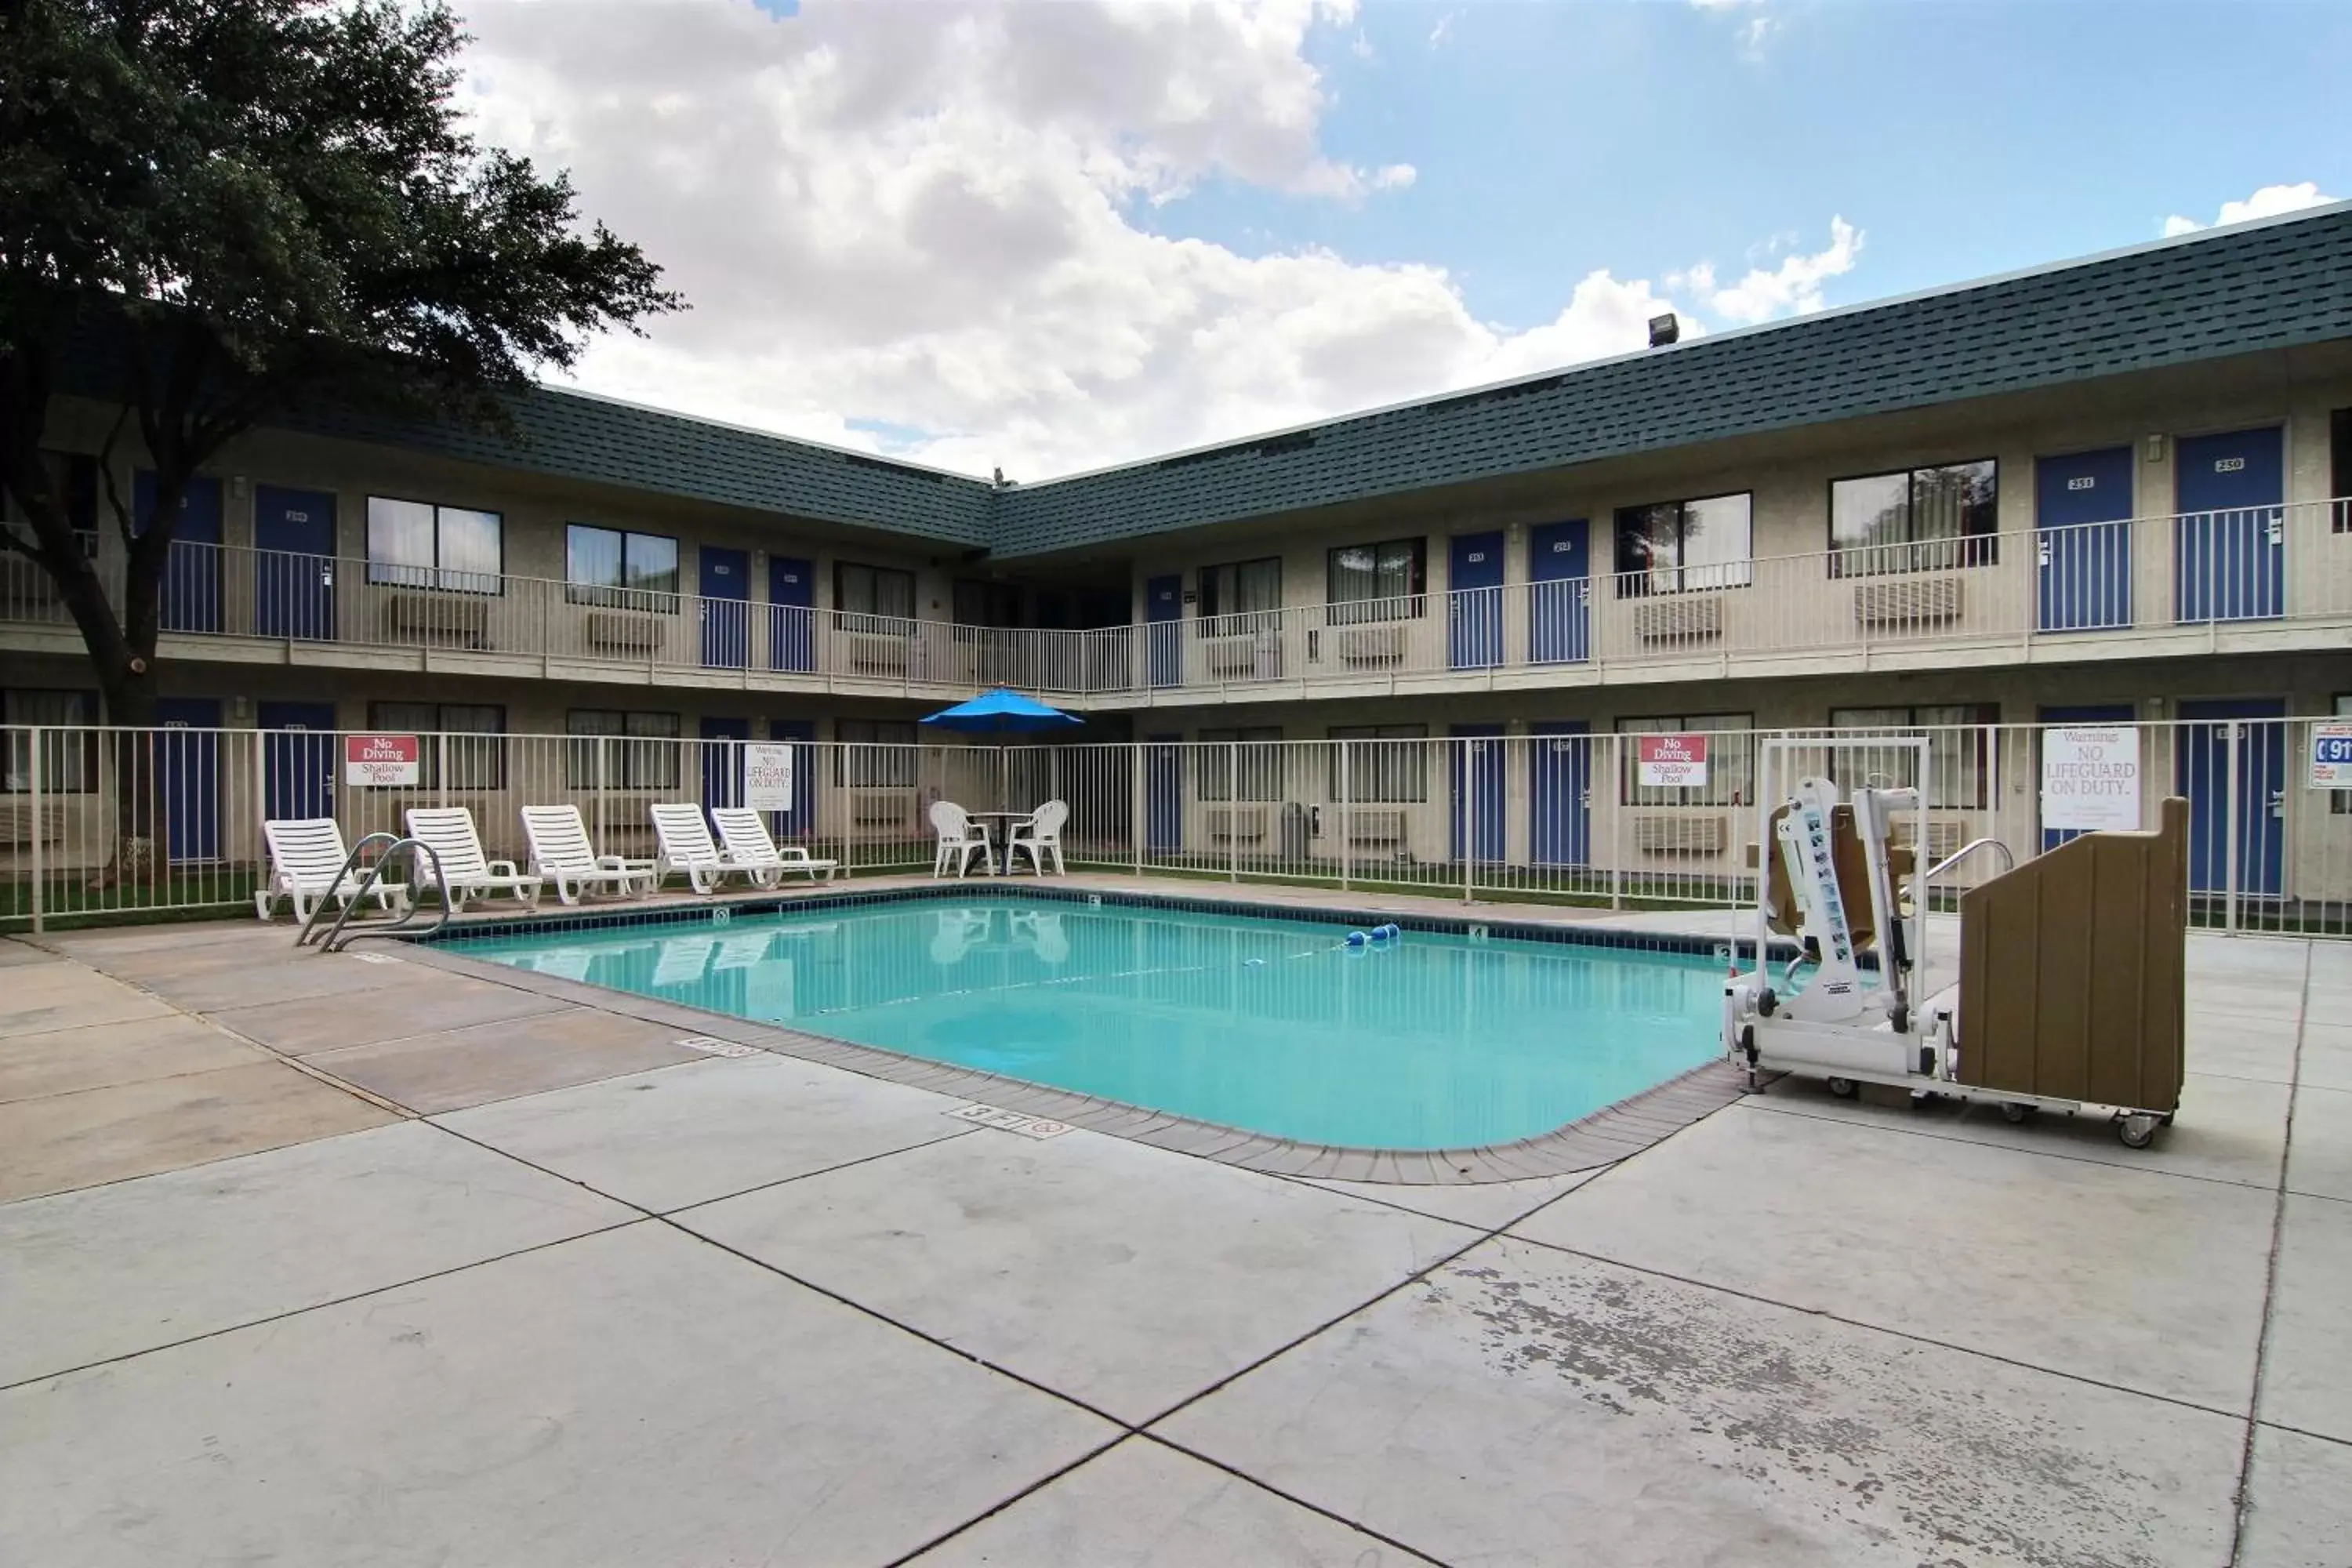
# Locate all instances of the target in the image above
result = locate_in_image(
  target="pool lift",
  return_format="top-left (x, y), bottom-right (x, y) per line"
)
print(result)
top-left (1722, 736), bottom-right (2177, 1149)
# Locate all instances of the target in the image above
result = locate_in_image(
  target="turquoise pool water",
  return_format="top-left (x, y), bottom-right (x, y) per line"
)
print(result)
top-left (448, 898), bottom-right (1725, 1149)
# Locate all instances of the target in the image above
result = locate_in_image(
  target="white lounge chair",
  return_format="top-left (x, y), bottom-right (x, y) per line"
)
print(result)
top-left (403, 807), bottom-right (544, 913)
top-left (1006, 799), bottom-right (1069, 877)
top-left (710, 807), bottom-right (840, 887)
top-left (521, 804), bottom-right (659, 906)
top-left (649, 803), bottom-right (754, 894)
top-left (931, 800), bottom-right (994, 877)
top-left (256, 818), bottom-right (409, 923)
top-left (650, 935), bottom-right (717, 987)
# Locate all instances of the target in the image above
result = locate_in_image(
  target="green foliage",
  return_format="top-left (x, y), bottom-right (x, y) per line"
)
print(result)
top-left (0, 0), bottom-right (683, 719)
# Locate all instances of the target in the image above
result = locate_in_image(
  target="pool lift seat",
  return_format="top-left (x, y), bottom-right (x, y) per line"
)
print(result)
top-left (1723, 779), bottom-right (2186, 1149)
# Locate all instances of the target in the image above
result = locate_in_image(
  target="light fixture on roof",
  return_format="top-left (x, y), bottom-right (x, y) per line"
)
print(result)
top-left (1648, 313), bottom-right (1679, 348)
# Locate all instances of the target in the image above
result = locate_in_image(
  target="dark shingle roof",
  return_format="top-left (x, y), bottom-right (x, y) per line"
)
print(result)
top-left (288, 387), bottom-right (995, 546)
top-left (989, 203), bottom-right (2352, 556)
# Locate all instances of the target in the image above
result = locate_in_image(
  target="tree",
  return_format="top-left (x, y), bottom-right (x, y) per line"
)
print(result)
top-left (0, 0), bottom-right (679, 872)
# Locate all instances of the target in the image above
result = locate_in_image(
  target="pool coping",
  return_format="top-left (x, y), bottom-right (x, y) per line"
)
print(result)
top-left (386, 881), bottom-right (1753, 1185)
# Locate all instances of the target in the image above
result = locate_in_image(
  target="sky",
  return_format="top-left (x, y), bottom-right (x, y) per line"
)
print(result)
top-left (455, 0), bottom-right (2351, 481)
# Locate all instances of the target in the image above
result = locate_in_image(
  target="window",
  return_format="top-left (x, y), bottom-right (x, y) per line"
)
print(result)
top-left (565, 524), bottom-right (678, 612)
top-left (3, 453), bottom-right (99, 560)
top-left (1327, 539), bottom-right (1425, 624)
top-left (1613, 493), bottom-right (1752, 596)
top-left (565, 710), bottom-right (681, 789)
top-left (1199, 557), bottom-right (1282, 636)
top-left (3, 690), bottom-right (97, 793)
top-left (1830, 704), bottom-right (2000, 811)
top-left (2332, 408), bottom-right (2350, 532)
top-left (1198, 726), bottom-right (1285, 801)
top-left (953, 579), bottom-right (1022, 630)
top-left (835, 718), bottom-right (918, 787)
top-left (366, 498), bottom-right (503, 593)
top-left (1829, 460), bottom-right (1998, 575)
top-left (1616, 713), bottom-right (1754, 806)
top-left (368, 702), bottom-right (506, 790)
top-left (837, 562), bottom-right (916, 633)
top-left (1328, 723), bottom-right (1428, 802)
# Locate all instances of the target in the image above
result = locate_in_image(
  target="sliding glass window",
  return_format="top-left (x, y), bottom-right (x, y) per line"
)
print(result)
top-left (367, 498), bottom-right (503, 593)
top-left (1829, 460), bottom-right (1998, 575)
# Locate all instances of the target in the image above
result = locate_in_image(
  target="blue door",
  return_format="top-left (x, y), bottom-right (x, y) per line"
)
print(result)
top-left (700, 546), bottom-right (750, 669)
top-left (2036, 448), bottom-right (2133, 631)
top-left (1146, 734), bottom-right (1181, 851)
top-left (254, 487), bottom-right (336, 641)
top-left (2176, 428), bottom-right (2285, 622)
top-left (1447, 532), bottom-right (1504, 670)
top-left (768, 557), bottom-right (814, 673)
top-left (134, 473), bottom-right (223, 633)
top-left (700, 716), bottom-right (749, 823)
top-left (766, 720), bottom-right (818, 839)
top-left (2176, 699), bottom-right (2286, 896)
top-left (259, 702), bottom-right (336, 822)
top-left (1530, 721), bottom-right (1592, 866)
top-left (2038, 704), bottom-right (2136, 850)
top-left (1528, 520), bottom-right (1590, 664)
top-left (1450, 724), bottom-right (1505, 863)
top-left (1145, 575), bottom-right (1182, 688)
top-left (154, 697), bottom-right (222, 863)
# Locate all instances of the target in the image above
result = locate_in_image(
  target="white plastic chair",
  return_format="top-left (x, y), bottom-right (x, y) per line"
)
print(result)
top-left (930, 907), bottom-right (990, 964)
top-left (521, 805), bottom-right (659, 905)
top-left (402, 807), bottom-right (543, 913)
top-left (710, 807), bottom-right (840, 887)
top-left (1006, 799), bottom-right (1069, 877)
top-left (649, 803), bottom-right (753, 894)
top-left (931, 800), bottom-right (994, 877)
top-left (256, 818), bottom-right (409, 922)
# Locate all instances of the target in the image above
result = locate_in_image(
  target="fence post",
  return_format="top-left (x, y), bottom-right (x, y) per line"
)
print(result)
top-left (437, 731), bottom-right (450, 810)
top-left (1462, 736), bottom-right (1475, 906)
top-left (27, 727), bottom-right (43, 935)
top-left (1228, 742), bottom-right (1239, 884)
top-left (596, 735), bottom-right (610, 851)
top-left (1128, 741), bottom-right (1144, 877)
top-left (2224, 720), bottom-right (2241, 936)
top-left (1609, 735), bottom-right (1624, 911)
top-left (1338, 742), bottom-right (1352, 892)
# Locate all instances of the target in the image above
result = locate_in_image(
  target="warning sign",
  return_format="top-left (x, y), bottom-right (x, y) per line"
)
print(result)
top-left (2041, 726), bottom-right (2140, 833)
top-left (743, 742), bottom-right (797, 812)
top-left (1637, 734), bottom-right (1709, 788)
top-left (2312, 722), bottom-right (2352, 789)
top-left (343, 734), bottom-right (420, 787)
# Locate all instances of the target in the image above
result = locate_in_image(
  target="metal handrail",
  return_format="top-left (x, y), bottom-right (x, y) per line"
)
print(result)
top-left (1926, 837), bottom-right (2016, 882)
top-left (297, 833), bottom-right (456, 953)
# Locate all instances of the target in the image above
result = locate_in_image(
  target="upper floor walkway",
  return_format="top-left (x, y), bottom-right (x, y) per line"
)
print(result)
top-left (5, 498), bottom-right (2347, 709)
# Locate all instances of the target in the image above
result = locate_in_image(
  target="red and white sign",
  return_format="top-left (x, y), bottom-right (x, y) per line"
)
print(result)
top-left (343, 734), bottom-right (420, 787)
top-left (1637, 734), bottom-right (1709, 788)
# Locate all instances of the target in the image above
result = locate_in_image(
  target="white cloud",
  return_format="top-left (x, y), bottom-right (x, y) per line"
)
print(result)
top-left (459, 0), bottom-right (1849, 481)
top-left (2162, 181), bottom-right (2337, 238)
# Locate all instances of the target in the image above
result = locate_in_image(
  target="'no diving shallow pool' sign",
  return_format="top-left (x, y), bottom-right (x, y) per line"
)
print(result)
top-left (949, 1104), bottom-right (1073, 1139)
top-left (1636, 734), bottom-right (1708, 788)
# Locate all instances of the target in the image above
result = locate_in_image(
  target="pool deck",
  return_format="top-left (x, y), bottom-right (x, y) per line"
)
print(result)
top-left (2, 884), bottom-right (2346, 1565)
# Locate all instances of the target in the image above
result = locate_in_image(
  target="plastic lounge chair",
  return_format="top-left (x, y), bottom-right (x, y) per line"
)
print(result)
top-left (256, 818), bottom-right (410, 922)
top-left (649, 803), bottom-right (755, 894)
top-left (710, 807), bottom-right (840, 887)
top-left (402, 807), bottom-right (544, 913)
top-left (931, 800), bottom-right (994, 877)
top-left (1005, 799), bottom-right (1069, 877)
top-left (521, 804), bottom-right (659, 906)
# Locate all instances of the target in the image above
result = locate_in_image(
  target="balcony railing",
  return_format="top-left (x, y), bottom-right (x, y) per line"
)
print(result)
top-left (2, 499), bottom-right (2345, 700)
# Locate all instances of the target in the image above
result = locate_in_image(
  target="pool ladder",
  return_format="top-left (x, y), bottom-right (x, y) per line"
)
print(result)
top-left (297, 832), bottom-right (456, 953)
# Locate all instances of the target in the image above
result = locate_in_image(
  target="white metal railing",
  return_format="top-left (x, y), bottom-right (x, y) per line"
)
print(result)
top-left (4, 501), bottom-right (2343, 702)
top-left (5, 720), bottom-right (2345, 938)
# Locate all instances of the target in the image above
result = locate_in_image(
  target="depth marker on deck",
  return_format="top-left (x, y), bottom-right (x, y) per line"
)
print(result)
top-left (949, 1104), bottom-right (1073, 1139)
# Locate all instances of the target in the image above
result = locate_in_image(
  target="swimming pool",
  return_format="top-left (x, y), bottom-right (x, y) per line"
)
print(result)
top-left (447, 895), bottom-right (1726, 1150)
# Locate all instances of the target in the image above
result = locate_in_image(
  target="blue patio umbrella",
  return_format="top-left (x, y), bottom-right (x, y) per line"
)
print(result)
top-left (919, 688), bottom-right (1083, 735)
top-left (921, 688), bottom-right (1081, 815)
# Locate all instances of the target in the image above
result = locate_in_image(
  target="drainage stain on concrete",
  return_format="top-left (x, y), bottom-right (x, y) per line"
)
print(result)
top-left (1434, 1261), bottom-right (2185, 1568)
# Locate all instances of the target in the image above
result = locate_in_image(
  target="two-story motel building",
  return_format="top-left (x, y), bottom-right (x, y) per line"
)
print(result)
top-left (6, 203), bottom-right (2351, 904)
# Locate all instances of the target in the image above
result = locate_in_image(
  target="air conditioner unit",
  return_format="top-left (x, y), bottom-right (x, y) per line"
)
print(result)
top-left (1854, 577), bottom-right (1965, 629)
top-left (1203, 632), bottom-right (1281, 680)
top-left (849, 790), bottom-right (913, 836)
top-left (0, 800), bottom-right (67, 847)
top-left (1334, 624), bottom-right (1407, 666)
top-left (848, 633), bottom-right (911, 676)
top-left (1632, 812), bottom-right (1728, 854)
top-left (1207, 805), bottom-right (1269, 843)
top-left (586, 610), bottom-right (665, 654)
top-left (1632, 596), bottom-right (1724, 644)
top-left (386, 589), bottom-right (490, 646)
top-left (1344, 808), bottom-right (1408, 847)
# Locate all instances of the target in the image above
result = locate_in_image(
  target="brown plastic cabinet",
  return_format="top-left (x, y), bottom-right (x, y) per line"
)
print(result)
top-left (1955, 797), bottom-right (2188, 1115)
